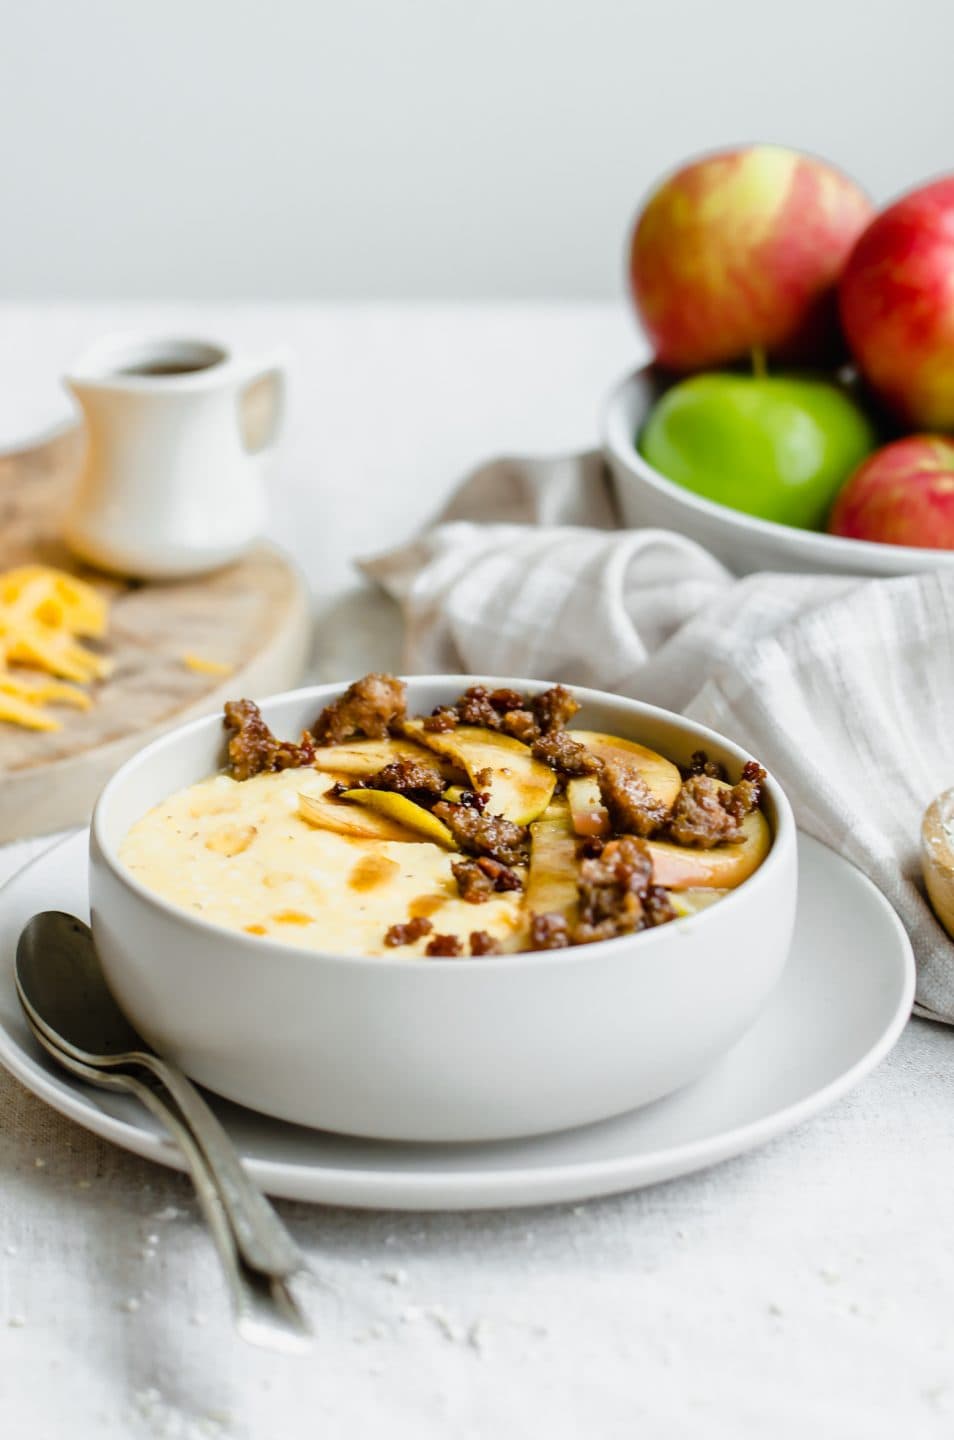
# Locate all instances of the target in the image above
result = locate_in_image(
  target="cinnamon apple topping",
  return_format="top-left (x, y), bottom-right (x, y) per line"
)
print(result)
top-left (218, 674), bottom-right (771, 955)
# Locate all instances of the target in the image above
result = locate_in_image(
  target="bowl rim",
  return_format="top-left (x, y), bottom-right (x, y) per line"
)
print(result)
top-left (91, 675), bottom-right (797, 972)
top-left (602, 363), bottom-right (954, 568)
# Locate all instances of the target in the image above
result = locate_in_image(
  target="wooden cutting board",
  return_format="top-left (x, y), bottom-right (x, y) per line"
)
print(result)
top-left (0, 428), bottom-right (312, 842)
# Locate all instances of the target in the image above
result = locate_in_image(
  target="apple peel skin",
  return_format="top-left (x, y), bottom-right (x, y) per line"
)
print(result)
top-left (639, 373), bottom-right (877, 532)
top-left (828, 436), bottom-right (954, 549)
top-left (566, 776), bottom-right (610, 838)
top-left (839, 177), bottom-right (954, 430)
top-left (340, 789), bottom-right (457, 848)
top-left (648, 809), bottom-right (771, 891)
top-left (630, 144), bottom-right (873, 372)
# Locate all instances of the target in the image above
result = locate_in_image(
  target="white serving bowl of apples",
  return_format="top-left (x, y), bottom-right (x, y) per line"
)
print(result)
top-left (607, 145), bottom-right (954, 576)
top-left (603, 366), bottom-right (954, 578)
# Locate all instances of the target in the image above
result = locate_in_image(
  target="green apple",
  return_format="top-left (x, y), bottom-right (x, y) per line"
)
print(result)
top-left (638, 373), bottom-right (877, 529)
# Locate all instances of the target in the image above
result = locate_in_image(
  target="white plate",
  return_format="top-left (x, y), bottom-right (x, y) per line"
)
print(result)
top-left (603, 365), bottom-right (954, 578)
top-left (0, 829), bottom-right (914, 1210)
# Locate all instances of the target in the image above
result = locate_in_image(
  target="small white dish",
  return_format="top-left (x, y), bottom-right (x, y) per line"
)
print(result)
top-left (88, 678), bottom-right (797, 1143)
top-left (0, 828), bottom-right (913, 1210)
top-left (603, 365), bottom-right (954, 577)
top-left (62, 333), bottom-right (286, 580)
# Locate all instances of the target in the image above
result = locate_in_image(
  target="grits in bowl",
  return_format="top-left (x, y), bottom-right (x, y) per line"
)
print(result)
top-left (119, 767), bottom-right (527, 956)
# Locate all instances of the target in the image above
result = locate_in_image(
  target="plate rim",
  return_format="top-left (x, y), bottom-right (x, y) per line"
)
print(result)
top-left (0, 829), bottom-right (916, 1209)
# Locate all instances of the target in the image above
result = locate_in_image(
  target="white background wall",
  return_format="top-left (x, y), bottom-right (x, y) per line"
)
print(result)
top-left (0, 0), bottom-right (950, 300)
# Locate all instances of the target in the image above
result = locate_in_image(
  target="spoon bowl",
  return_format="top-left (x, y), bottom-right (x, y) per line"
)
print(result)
top-left (16, 911), bottom-right (142, 1059)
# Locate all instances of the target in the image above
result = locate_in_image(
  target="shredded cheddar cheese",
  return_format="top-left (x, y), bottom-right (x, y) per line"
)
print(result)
top-left (182, 652), bottom-right (234, 677)
top-left (0, 565), bottom-right (111, 730)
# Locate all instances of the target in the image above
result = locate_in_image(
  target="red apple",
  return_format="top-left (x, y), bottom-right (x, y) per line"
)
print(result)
top-left (839, 176), bottom-right (954, 429)
top-left (828, 435), bottom-right (954, 548)
top-left (629, 146), bottom-right (873, 371)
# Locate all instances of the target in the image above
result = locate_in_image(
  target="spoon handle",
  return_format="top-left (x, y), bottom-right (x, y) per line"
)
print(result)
top-left (107, 1070), bottom-right (312, 1353)
top-left (20, 1008), bottom-right (312, 1353)
top-left (132, 1052), bottom-right (304, 1281)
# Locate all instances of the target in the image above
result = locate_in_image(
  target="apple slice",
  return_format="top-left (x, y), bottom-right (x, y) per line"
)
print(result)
top-left (311, 736), bottom-right (461, 781)
top-left (648, 809), bottom-right (770, 890)
top-left (566, 776), bottom-right (610, 838)
top-left (567, 730), bottom-right (682, 809)
top-left (404, 720), bottom-right (556, 824)
top-left (525, 797), bottom-right (579, 927)
top-left (298, 791), bottom-right (422, 843)
top-left (339, 789), bottom-right (455, 848)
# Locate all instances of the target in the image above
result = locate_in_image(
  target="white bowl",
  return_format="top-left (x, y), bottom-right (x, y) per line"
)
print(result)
top-left (89, 678), bottom-right (798, 1143)
top-left (603, 365), bottom-right (954, 578)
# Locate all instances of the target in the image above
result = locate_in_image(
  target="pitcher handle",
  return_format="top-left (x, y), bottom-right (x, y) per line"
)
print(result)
top-left (236, 350), bottom-right (288, 456)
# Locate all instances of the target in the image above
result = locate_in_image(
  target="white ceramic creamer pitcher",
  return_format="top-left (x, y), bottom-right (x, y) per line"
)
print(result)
top-left (63, 334), bottom-right (286, 580)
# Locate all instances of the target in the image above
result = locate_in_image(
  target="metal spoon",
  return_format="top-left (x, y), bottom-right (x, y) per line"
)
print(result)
top-left (16, 912), bottom-right (305, 1282)
top-left (20, 1009), bottom-right (311, 1352)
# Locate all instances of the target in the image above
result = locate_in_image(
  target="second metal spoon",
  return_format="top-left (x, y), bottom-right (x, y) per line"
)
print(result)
top-left (16, 911), bottom-right (304, 1282)
top-left (20, 1010), bottom-right (311, 1352)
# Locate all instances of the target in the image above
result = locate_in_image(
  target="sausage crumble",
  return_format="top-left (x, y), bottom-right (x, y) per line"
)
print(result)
top-left (532, 684), bottom-right (580, 734)
top-left (384, 917), bottom-right (434, 947)
top-left (224, 699), bottom-right (316, 781)
top-left (598, 759), bottom-right (671, 838)
top-left (350, 756), bottom-right (445, 807)
top-left (313, 673), bottom-right (407, 745)
top-left (425, 933), bottom-right (464, 958)
top-left (431, 801), bottom-right (529, 866)
top-left (423, 707), bottom-right (458, 733)
top-left (452, 856), bottom-right (523, 903)
top-left (574, 836), bottom-right (671, 943)
top-left (686, 749), bottom-right (727, 781)
top-left (469, 931), bottom-right (504, 956)
top-left (528, 838), bottom-right (676, 951)
top-left (531, 730), bottom-right (603, 777)
top-left (665, 763), bottom-right (765, 849)
top-left (433, 683), bottom-right (581, 744)
top-left (529, 913), bottom-right (572, 950)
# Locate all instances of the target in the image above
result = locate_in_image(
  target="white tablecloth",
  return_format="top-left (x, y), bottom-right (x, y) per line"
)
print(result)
top-left (1, 304), bottom-right (951, 1440)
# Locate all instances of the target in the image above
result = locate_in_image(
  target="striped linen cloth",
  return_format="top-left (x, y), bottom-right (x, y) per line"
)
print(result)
top-left (364, 450), bottom-right (954, 1024)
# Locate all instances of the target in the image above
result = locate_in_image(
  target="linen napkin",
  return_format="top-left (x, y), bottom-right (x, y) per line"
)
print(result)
top-left (363, 450), bottom-right (954, 1024)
